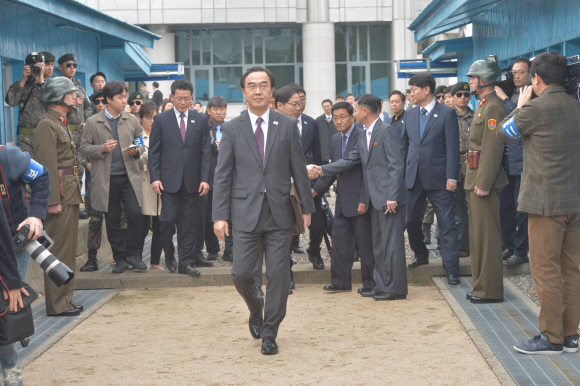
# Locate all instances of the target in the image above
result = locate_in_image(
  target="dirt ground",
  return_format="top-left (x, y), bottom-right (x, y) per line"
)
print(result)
top-left (24, 285), bottom-right (500, 386)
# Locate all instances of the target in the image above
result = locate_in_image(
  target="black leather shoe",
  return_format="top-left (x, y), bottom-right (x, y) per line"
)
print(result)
top-left (112, 260), bottom-right (128, 274)
top-left (206, 252), bottom-right (219, 261)
top-left (249, 298), bottom-right (264, 339)
top-left (289, 279), bottom-right (295, 290)
top-left (261, 337), bottom-right (278, 355)
top-left (373, 293), bottom-right (406, 301)
top-left (408, 257), bottom-right (429, 268)
top-left (79, 211), bottom-right (88, 220)
top-left (127, 256), bottom-right (147, 271)
top-left (221, 253), bottom-right (233, 262)
top-left (177, 264), bottom-right (201, 276)
top-left (49, 308), bottom-right (80, 317)
top-left (470, 296), bottom-right (503, 304)
top-left (165, 256), bottom-right (177, 272)
top-left (360, 290), bottom-right (379, 297)
top-left (447, 274), bottom-right (460, 285)
top-left (466, 293), bottom-right (472, 300)
top-left (256, 287), bottom-right (264, 297)
top-left (310, 254), bottom-right (325, 270)
top-left (195, 256), bottom-right (214, 267)
top-left (291, 246), bottom-right (305, 254)
top-left (502, 249), bottom-right (514, 260)
top-left (323, 284), bottom-right (349, 292)
top-left (503, 255), bottom-right (529, 267)
top-left (358, 287), bottom-right (373, 293)
top-left (74, 305), bottom-right (84, 312)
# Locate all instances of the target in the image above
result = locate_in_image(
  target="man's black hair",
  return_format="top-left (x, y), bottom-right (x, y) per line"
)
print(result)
top-left (141, 82), bottom-right (146, 86)
top-left (531, 52), bottom-right (567, 86)
top-left (346, 93), bottom-right (354, 98)
top-left (102, 81), bottom-right (128, 104)
top-left (275, 85), bottom-right (299, 107)
top-left (331, 101), bottom-right (354, 115)
top-left (389, 90), bottom-right (406, 103)
top-left (355, 94), bottom-right (381, 115)
top-left (240, 67), bottom-right (275, 89)
top-left (512, 58), bottom-right (531, 70)
top-left (152, 81), bottom-right (159, 88)
top-left (90, 72), bottom-right (106, 84)
top-left (171, 79), bottom-right (194, 95)
top-left (207, 95), bottom-right (228, 109)
top-left (408, 73), bottom-right (436, 95)
top-left (322, 99), bottom-right (332, 106)
top-left (288, 83), bottom-right (305, 95)
top-left (138, 101), bottom-right (158, 119)
top-left (194, 101), bottom-right (202, 107)
top-left (336, 94), bottom-right (345, 100)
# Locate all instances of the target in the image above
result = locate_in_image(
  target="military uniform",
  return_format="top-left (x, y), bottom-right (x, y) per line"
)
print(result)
top-left (34, 108), bottom-right (82, 315)
top-left (464, 90), bottom-right (508, 300)
top-left (455, 105), bottom-right (474, 252)
top-left (5, 79), bottom-right (46, 157)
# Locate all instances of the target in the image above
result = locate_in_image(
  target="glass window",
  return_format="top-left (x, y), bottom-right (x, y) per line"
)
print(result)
top-left (213, 29), bottom-right (242, 65)
top-left (336, 64), bottom-right (347, 96)
top-left (191, 30), bottom-right (200, 66)
top-left (348, 26), bottom-right (358, 62)
top-left (296, 27), bottom-right (303, 63)
top-left (244, 29), bottom-right (253, 64)
top-left (267, 66), bottom-right (295, 89)
top-left (370, 25), bottom-right (389, 61)
top-left (254, 28), bottom-right (263, 64)
top-left (213, 67), bottom-right (243, 102)
top-left (359, 25), bottom-right (368, 62)
top-left (194, 69), bottom-right (209, 102)
top-left (335, 26), bottom-right (347, 62)
top-left (370, 63), bottom-right (389, 99)
top-left (265, 28), bottom-right (294, 64)
top-left (351, 65), bottom-right (366, 97)
top-left (2, 62), bottom-right (14, 145)
top-left (175, 30), bottom-right (190, 66)
top-left (201, 29), bottom-right (211, 65)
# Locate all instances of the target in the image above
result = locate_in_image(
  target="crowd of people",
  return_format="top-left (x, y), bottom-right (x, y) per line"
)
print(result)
top-left (0, 49), bottom-right (577, 373)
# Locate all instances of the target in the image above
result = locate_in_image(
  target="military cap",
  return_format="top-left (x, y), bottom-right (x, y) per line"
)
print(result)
top-left (92, 89), bottom-right (104, 100)
top-left (128, 92), bottom-right (144, 103)
top-left (43, 77), bottom-right (77, 104)
top-left (434, 85), bottom-right (448, 95)
top-left (25, 52), bottom-right (44, 65)
top-left (41, 51), bottom-right (56, 63)
top-left (449, 82), bottom-right (470, 95)
top-left (405, 89), bottom-right (411, 93)
top-left (58, 53), bottom-right (76, 65)
top-left (466, 60), bottom-right (501, 83)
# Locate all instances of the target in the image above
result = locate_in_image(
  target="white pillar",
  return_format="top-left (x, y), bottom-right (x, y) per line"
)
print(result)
top-left (391, 0), bottom-right (418, 93)
top-left (144, 25), bottom-right (175, 101)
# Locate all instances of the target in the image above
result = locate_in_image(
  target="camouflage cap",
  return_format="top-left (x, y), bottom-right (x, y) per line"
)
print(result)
top-left (58, 53), bottom-right (76, 65)
top-left (40, 51), bottom-right (55, 63)
top-left (43, 77), bottom-right (78, 104)
top-left (466, 60), bottom-right (501, 83)
top-left (128, 92), bottom-right (144, 103)
top-left (449, 82), bottom-right (470, 95)
top-left (434, 85), bottom-right (448, 95)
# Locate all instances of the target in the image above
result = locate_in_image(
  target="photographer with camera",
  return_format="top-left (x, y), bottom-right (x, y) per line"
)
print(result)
top-left (495, 58), bottom-right (531, 267)
top-left (0, 144), bottom-right (50, 385)
top-left (4, 52), bottom-right (48, 158)
top-left (498, 51), bottom-right (580, 356)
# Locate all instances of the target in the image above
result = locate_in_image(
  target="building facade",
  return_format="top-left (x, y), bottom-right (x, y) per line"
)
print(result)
top-left (82, 0), bottom-right (433, 116)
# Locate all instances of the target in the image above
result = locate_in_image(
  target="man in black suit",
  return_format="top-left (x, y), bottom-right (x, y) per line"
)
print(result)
top-left (149, 79), bottom-right (211, 276)
top-left (151, 82), bottom-right (163, 109)
top-left (388, 90), bottom-right (406, 137)
top-left (315, 99), bottom-right (338, 165)
top-left (313, 102), bottom-right (375, 292)
top-left (281, 84), bottom-right (325, 271)
top-left (401, 73), bottom-right (461, 285)
top-left (195, 95), bottom-right (233, 263)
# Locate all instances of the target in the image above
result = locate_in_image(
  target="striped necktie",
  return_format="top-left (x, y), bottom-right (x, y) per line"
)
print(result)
top-left (179, 113), bottom-right (186, 141)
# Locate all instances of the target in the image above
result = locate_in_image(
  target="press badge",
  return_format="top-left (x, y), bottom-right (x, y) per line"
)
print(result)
top-left (133, 136), bottom-right (145, 146)
top-left (21, 159), bottom-right (43, 183)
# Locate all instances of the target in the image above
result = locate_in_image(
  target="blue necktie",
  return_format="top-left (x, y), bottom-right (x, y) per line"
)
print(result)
top-left (216, 126), bottom-right (222, 142)
top-left (342, 135), bottom-right (347, 158)
top-left (421, 108), bottom-right (428, 116)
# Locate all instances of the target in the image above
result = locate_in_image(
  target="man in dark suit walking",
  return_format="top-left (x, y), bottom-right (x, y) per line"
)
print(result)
top-left (149, 79), bottom-right (211, 276)
top-left (309, 94), bottom-right (408, 300)
top-left (316, 99), bottom-right (338, 165)
top-left (313, 102), bottom-right (375, 292)
top-left (151, 82), bottom-right (163, 109)
top-left (213, 67), bottom-right (314, 355)
top-left (401, 73), bottom-right (461, 285)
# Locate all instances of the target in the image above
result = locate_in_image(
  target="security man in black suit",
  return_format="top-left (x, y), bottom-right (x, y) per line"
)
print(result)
top-left (315, 99), bottom-right (338, 165)
top-left (313, 102), bottom-right (375, 292)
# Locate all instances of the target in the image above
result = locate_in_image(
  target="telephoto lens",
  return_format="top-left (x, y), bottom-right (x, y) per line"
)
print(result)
top-left (31, 64), bottom-right (42, 76)
top-left (12, 224), bottom-right (74, 287)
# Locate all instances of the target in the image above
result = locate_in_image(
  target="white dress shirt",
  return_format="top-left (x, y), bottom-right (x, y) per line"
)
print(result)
top-left (296, 114), bottom-right (303, 136)
top-left (420, 98), bottom-right (437, 115)
top-left (247, 108), bottom-right (270, 153)
top-left (325, 114), bottom-right (332, 123)
top-left (174, 107), bottom-right (189, 130)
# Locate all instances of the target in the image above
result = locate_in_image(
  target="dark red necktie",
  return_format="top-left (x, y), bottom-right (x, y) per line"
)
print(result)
top-left (255, 117), bottom-right (264, 162)
top-left (179, 113), bottom-right (186, 141)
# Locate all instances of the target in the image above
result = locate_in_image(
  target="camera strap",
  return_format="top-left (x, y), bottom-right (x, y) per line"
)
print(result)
top-left (18, 81), bottom-right (38, 116)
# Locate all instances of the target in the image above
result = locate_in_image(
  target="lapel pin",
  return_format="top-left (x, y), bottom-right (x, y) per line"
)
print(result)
top-left (434, 114), bottom-right (438, 118)
top-left (273, 121), bottom-right (279, 125)
top-left (374, 142), bottom-right (377, 146)
top-left (191, 120), bottom-right (195, 123)
top-left (304, 121), bottom-right (307, 124)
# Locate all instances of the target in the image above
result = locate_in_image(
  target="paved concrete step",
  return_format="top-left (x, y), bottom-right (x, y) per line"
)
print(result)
top-left (74, 258), bottom-right (530, 290)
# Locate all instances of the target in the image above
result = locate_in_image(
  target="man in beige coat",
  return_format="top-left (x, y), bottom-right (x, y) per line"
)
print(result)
top-left (80, 81), bottom-right (146, 273)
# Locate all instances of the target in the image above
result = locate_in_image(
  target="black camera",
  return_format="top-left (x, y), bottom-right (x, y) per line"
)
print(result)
top-left (564, 56), bottom-right (580, 101)
top-left (25, 52), bottom-right (44, 77)
top-left (12, 224), bottom-right (74, 287)
top-left (487, 55), bottom-right (516, 96)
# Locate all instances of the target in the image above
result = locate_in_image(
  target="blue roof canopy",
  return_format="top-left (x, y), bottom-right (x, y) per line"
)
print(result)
top-left (408, 0), bottom-right (502, 42)
top-left (422, 37), bottom-right (473, 61)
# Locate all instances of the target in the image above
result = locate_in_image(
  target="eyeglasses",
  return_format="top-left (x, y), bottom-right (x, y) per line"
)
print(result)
top-left (332, 115), bottom-right (351, 122)
top-left (173, 97), bottom-right (192, 103)
top-left (284, 102), bottom-right (302, 109)
top-left (511, 70), bottom-right (529, 77)
top-left (65, 62), bottom-right (77, 68)
top-left (435, 95), bottom-right (444, 100)
top-left (94, 98), bottom-right (105, 105)
top-left (129, 100), bottom-right (142, 106)
top-left (245, 84), bottom-right (271, 92)
top-left (454, 92), bottom-right (470, 98)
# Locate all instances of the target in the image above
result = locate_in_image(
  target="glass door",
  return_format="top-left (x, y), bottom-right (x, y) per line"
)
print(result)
top-left (348, 64), bottom-right (370, 97)
top-left (193, 68), bottom-right (211, 102)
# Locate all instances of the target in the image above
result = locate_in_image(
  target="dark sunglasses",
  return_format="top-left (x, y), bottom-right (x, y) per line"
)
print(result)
top-left (435, 95), bottom-right (444, 100)
top-left (454, 92), bottom-right (470, 98)
top-left (65, 62), bottom-right (77, 68)
top-left (129, 100), bottom-right (142, 106)
top-left (94, 98), bottom-right (105, 105)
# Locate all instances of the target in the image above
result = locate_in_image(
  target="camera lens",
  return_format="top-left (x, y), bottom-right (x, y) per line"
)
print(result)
top-left (31, 64), bottom-right (41, 76)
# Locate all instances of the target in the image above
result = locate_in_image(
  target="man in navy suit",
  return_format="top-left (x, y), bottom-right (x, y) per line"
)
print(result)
top-left (313, 102), bottom-right (375, 292)
top-left (401, 73), bottom-right (461, 285)
top-left (149, 79), bottom-right (212, 276)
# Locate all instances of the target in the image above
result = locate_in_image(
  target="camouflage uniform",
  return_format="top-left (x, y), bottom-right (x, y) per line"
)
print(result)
top-left (67, 79), bottom-right (92, 183)
top-left (5, 78), bottom-right (46, 157)
top-left (455, 106), bottom-right (474, 252)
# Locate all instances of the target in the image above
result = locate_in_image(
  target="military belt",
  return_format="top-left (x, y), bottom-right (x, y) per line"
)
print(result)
top-left (18, 128), bottom-right (35, 135)
top-left (60, 166), bottom-right (79, 176)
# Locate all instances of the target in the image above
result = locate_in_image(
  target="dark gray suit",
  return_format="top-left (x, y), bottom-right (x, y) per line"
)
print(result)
top-left (213, 108), bottom-right (315, 339)
top-left (316, 114), bottom-right (338, 164)
top-left (321, 119), bottom-right (408, 295)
